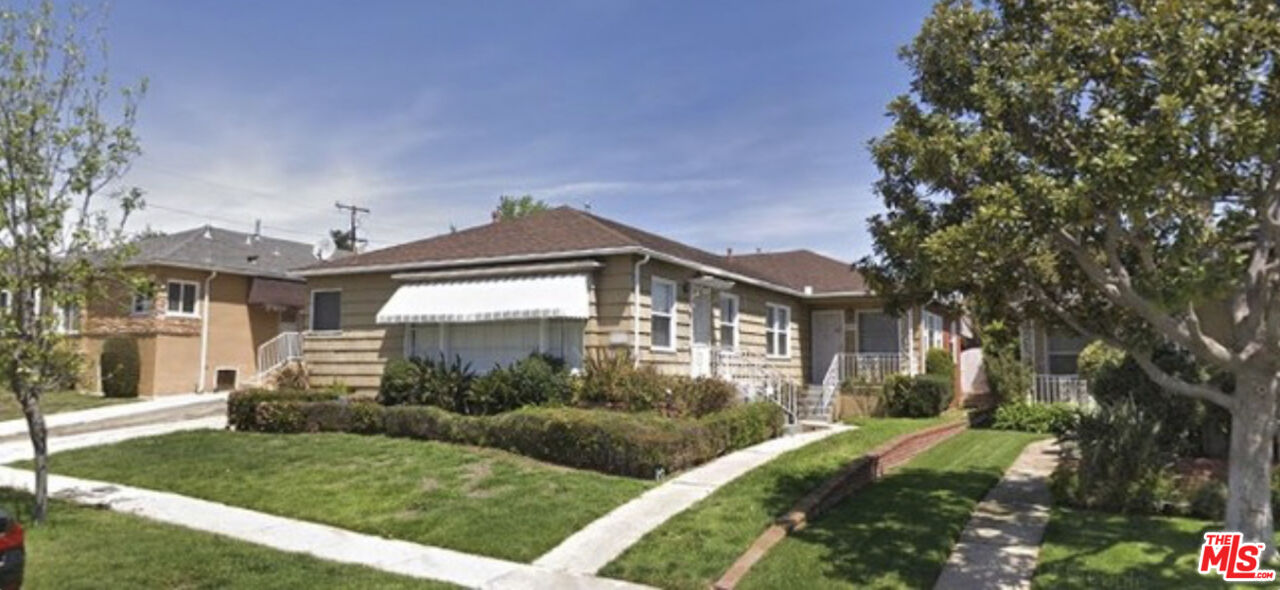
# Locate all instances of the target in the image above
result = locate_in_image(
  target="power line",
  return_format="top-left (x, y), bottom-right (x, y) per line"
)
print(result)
top-left (335, 201), bottom-right (371, 250)
top-left (142, 201), bottom-right (400, 247)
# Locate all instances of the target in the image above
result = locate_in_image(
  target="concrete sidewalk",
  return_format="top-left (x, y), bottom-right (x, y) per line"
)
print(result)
top-left (0, 392), bottom-right (227, 442)
top-left (0, 415), bottom-right (227, 463)
top-left (0, 465), bottom-right (653, 589)
top-left (933, 439), bottom-right (1061, 590)
top-left (534, 422), bottom-right (855, 575)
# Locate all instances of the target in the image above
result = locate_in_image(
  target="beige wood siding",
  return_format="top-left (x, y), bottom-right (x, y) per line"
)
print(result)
top-left (303, 273), bottom-right (404, 393)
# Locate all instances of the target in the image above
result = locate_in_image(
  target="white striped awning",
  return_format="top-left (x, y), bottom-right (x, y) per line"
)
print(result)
top-left (375, 274), bottom-right (591, 324)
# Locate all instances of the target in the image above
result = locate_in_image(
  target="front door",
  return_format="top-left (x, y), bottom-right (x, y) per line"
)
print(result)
top-left (690, 290), bottom-right (713, 377)
top-left (811, 310), bottom-right (844, 384)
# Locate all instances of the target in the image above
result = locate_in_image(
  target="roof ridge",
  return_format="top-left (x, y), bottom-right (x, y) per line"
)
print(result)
top-left (571, 209), bottom-right (643, 248)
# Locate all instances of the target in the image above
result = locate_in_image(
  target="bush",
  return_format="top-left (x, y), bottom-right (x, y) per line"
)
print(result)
top-left (700, 402), bottom-right (785, 452)
top-left (1086, 345), bottom-right (1220, 457)
top-left (240, 398), bottom-right (782, 479)
top-left (665, 377), bottom-right (737, 418)
top-left (469, 354), bottom-right (574, 415)
top-left (99, 337), bottom-right (141, 398)
top-left (991, 402), bottom-right (1078, 435)
top-left (1076, 341), bottom-right (1123, 383)
top-left (376, 355), bottom-right (477, 412)
top-left (925, 347), bottom-right (954, 378)
top-left (983, 349), bottom-right (1031, 406)
top-left (1054, 402), bottom-right (1173, 513)
top-left (881, 374), bottom-right (952, 418)
top-left (227, 388), bottom-right (344, 431)
top-left (578, 350), bottom-right (669, 411)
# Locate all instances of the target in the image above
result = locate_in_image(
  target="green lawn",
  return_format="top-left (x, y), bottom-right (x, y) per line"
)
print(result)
top-left (1032, 507), bottom-right (1279, 589)
top-left (601, 415), bottom-right (960, 590)
top-left (0, 390), bottom-right (137, 422)
top-left (0, 488), bottom-right (449, 589)
top-left (738, 429), bottom-right (1044, 590)
top-left (32, 430), bottom-right (652, 562)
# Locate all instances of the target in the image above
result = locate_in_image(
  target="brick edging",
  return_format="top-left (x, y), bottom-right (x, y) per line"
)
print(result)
top-left (712, 418), bottom-right (970, 590)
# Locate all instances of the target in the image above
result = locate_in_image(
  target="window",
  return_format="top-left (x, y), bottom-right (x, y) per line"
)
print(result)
top-left (766, 303), bottom-right (791, 358)
top-left (410, 319), bottom-right (586, 373)
top-left (54, 303), bottom-right (80, 334)
top-left (925, 311), bottom-right (945, 349)
top-left (1046, 329), bottom-right (1089, 375)
top-left (166, 281), bottom-right (199, 317)
top-left (650, 277), bottom-right (676, 351)
top-left (858, 310), bottom-right (900, 354)
top-left (719, 294), bottom-right (739, 351)
top-left (310, 290), bottom-right (342, 332)
top-left (132, 285), bottom-right (153, 315)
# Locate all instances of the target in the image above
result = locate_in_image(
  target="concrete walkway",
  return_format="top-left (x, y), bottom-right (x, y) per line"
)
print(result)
top-left (0, 415), bottom-right (227, 463)
top-left (534, 422), bottom-right (855, 574)
top-left (0, 465), bottom-right (652, 589)
top-left (934, 439), bottom-right (1061, 590)
top-left (0, 392), bottom-right (227, 442)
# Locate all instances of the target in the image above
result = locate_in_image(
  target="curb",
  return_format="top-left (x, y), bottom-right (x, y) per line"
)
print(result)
top-left (713, 418), bottom-right (970, 590)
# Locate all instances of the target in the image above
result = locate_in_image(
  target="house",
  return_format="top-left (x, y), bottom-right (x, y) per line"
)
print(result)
top-left (1019, 320), bottom-right (1093, 404)
top-left (69, 225), bottom-right (317, 395)
top-left (295, 207), bottom-right (964, 417)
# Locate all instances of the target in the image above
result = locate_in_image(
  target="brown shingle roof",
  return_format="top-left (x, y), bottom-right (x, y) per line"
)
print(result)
top-left (730, 250), bottom-right (868, 294)
top-left (303, 207), bottom-right (868, 296)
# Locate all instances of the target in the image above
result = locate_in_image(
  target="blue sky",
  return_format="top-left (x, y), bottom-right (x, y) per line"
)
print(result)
top-left (102, 0), bottom-right (938, 260)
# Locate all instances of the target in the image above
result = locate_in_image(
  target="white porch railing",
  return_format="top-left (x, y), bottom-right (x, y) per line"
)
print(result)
top-left (818, 353), bottom-right (908, 421)
top-left (255, 331), bottom-right (303, 385)
top-left (712, 349), bottom-right (800, 423)
top-left (1031, 374), bottom-right (1093, 406)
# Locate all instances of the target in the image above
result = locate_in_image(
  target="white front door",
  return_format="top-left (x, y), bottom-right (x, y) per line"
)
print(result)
top-left (811, 310), bottom-right (844, 384)
top-left (690, 290), bottom-right (713, 377)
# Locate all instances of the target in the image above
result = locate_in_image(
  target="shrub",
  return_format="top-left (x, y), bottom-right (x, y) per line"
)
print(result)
top-left (983, 349), bottom-right (1031, 406)
top-left (991, 402), bottom-right (1078, 435)
top-left (99, 337), bottom-right (141, 398)
top-left (377, 358), bottom-right (428, 406)
top-left (241, 398), bottom-right (782, 479)
top-left (925, 347), bottom-right (954, 378)
top-left (700, 402), bottom-right (785, 452)
top-left (665, 377), bottom-right (737, 418)
top-left (376, 355), bottom-right (477, 412)
top-left (270, 361), bottom-right (310, 391)
top-left (1087, 345), bottom-right (1219, 457)
top-left (227, 388), bottom-right (344, 431)
top-left (881, 374), bottom-right (952, 417)
top-left (579, 350), bottom-right (669, 411)
top-left (1076, 341), bottom-right (1123, 383)
top-left (1056, 402), bottom-right (1173, 513)
top-left (469, 354), bottom-right (574, 415)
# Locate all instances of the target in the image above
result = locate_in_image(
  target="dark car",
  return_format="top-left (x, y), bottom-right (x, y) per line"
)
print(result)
top-left (0, 509), bottom-right (23, 590)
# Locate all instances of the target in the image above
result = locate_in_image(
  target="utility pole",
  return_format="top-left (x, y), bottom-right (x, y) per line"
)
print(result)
top-left (335, 201), bottom-right (370, 251)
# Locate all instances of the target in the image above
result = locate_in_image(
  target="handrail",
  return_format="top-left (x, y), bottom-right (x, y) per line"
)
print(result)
top-left (1031, 374), bottom-right (1093, 406)
top-left (255, 331), bottom-right (303, 384)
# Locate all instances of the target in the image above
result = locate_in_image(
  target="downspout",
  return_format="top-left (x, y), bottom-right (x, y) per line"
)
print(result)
top-left (632, 254), bottom-right (651, 367)
top-left (197, 271), bottom-right (218, 392)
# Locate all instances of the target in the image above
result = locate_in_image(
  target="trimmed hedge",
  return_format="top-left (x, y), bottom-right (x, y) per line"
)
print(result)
top-left (881, 374), bottom-right (953, 417)
top-left (990, 402), bottom-right (1079, 435)
top-left (100, 337), bottom-right (141, 398)
top-left (227, 389), bottom-right (344, 431)
top-left (233, 398), bottom-right (785, 479)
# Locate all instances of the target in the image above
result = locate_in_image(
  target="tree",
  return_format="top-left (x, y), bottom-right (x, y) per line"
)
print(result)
top-left (861, 0), bottom-right (1280, 552)
top-left (329, 228), bottom-right (355, 252)
top-left (493, 194), bottom-right (548, 221)
top-left (0, 2), bottom-right (144, 522)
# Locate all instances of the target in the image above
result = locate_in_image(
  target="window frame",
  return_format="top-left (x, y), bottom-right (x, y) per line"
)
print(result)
top-left (719, 293), bottom-right (740, 353)
top-left (309, 288), bottom-right (343, 333)
top-left (765, 302), bottom-right (792, 359)
top-left (54, 302), bottom-right (80, 335)
top-left (925, 311), bottom-right (945, 349)
top-left (165, 280), bottom-right (200, 318)
top-left (1046, 329), bottom-right (1088, 375)
top-left (649, 276), bottom-right (677, 352)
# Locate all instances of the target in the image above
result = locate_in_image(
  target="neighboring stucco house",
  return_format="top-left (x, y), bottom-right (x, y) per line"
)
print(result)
top-left (296, 207), bottom-right (963, 416)
top-left (68, 226), bottom-right (316, 396)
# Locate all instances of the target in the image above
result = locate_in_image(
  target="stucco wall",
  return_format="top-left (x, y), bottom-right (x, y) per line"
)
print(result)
top-left (76, 265), bottom-right (289, 395)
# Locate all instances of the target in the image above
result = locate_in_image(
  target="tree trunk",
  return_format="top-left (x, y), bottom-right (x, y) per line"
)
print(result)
top-left (20, 395), bottom-right (47, 524)
top-left (1226, 372), bottom-right (1277, 558)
